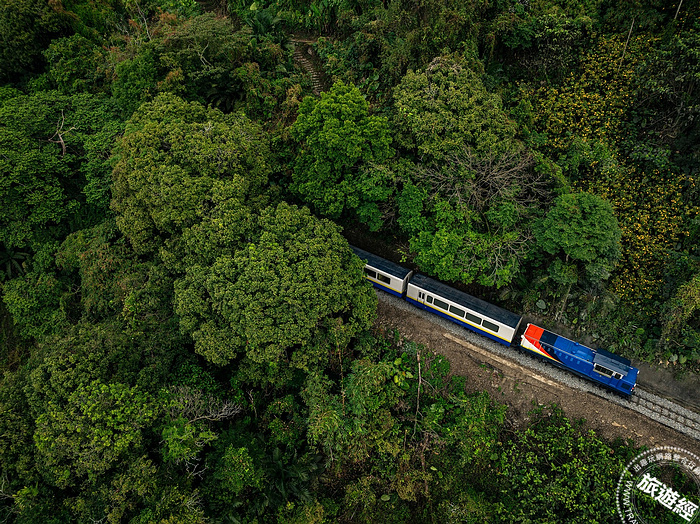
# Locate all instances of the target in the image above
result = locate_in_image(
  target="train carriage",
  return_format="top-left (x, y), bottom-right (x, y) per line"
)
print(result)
top-left (520, 323), bottom-right (638, 396)
top-left (351, 245), bottom-right (639, 395)
top-left (406, 273), bottom-right (523, 346)
top-left (351, 245), bottom-right (413, 297)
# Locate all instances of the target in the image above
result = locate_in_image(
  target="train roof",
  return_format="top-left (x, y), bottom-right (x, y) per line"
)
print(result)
top-left (593, 348), bottom-right (634, 374)
top-left (409, 273), bottom-right (522, 329)
top-left (534, 325), bottom-right (634, 375)
top-left (350, 245), bottom-right (412, 279)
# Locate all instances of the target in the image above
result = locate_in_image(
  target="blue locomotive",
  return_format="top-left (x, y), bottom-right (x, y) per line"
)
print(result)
top-left (351, 245), bottom-right (638, 396)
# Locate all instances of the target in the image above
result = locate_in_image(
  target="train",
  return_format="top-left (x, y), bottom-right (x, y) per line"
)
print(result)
top-left (351, 245), bottom-right (639, 397)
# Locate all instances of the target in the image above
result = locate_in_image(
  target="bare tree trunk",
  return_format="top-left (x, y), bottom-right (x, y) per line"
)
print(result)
top-left (675, 0), bottom-right (684, 20)
top-left (556, 281), bottom-right (573, 322)
top-left (618, 18), bottom-right (635, 72)
top-left (413, 350), bottom-right (421, 438)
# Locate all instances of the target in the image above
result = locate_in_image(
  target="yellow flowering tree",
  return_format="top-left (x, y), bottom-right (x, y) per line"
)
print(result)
top-left (522, 28), bottom-right (700, 363)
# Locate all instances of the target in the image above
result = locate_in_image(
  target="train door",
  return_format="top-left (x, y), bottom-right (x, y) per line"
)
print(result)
top-left (400, 271), bottom-right (415, 297)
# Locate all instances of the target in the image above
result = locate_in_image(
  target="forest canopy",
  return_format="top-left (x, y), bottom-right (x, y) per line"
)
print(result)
top-left (0, 0), bottom-right (698, 521)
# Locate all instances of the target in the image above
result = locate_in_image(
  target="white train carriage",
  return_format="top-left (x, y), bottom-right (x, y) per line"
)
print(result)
top-left (406, 273), bottom-right (522, 346)
top-left (351, 245), bottom-right (413, 297)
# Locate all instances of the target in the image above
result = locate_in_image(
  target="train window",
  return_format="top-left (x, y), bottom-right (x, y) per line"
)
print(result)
top-left (482, 319), bottom-right (500, 333)
top-left (377, 273), bottom-right (391, 284)
top-left (466, 313), bottom-right (481, 325)
top-left (449, 305), bottom-right (465, 318)
top-left (593, 364), bottom-right (614, 377)
top-left (433, 298), bottom-right (449, 310)
top-left (613, 372), bottom-right (623, 380)
top-left (364, 268), bottom-right (377, 279)
top-left (426, 296), bottom-right (433, 304)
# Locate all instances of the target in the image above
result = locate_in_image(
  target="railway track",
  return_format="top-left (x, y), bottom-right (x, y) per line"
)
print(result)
top-left (376, 290), bottom-right (700, 443)
top-left (627, 389), bottom-right (700, 441)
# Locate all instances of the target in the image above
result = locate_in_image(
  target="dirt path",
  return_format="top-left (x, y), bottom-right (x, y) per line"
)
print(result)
top-left (375, 298), bottom-right (700, 453)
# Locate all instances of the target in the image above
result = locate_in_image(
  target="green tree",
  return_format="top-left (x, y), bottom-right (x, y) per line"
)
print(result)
top-left (0, 0), bottom-right (122, 83)
top-left (493, 6), bottom-right (596, 83)
top-left (307, 0), bottom-right (493, 94)
top-left (660, 272), bottom-right (700, 361)
top-left (205, 442), bottom-right (265, 514)
top-left (389, 56), bottom-right (549, 288)
top-left (395, 147), bottom-right (543, 288)
top-left (0, 90), bottom-right (123, 252)
top-left (111, 93), bottom-right (270, 258)
top-left (152, 13), bottom-right (289, 114)
top-left (111, 47), bottom-right (160, 116)
top-left (42, 34), bottom-right (111, 95)
top-left (201, 426), bottom-right (322, 521)
top-left (291, 80), bottom-right (393, 229)
top-left (1, 258), bottom-right (68, 341)
top-left (491, 405), bottom-right (634, 522)
top-left (109, 13), bottom-right (296, 116)
top-left (393, 55), bottom-right (517, 162)
top-left (0, 0), bottom-right (72, 81)
top-left (1, 238), bottom-right (72, 341)
top-left (0, 369), bottom-right (37, 503)
top-left (14, 316), bottom-right (207, 520)
top-left (535, 192), bottom-right (621, 281)
top-left (533, 191), bottom-right (621, 318)
top-left (626, 19), bottom-right (700, 170)
top-left (0, 99), bottom-right (74, 250)
top-left (26, 320), bottom-right (185, 409)
top-left (175, 203), bottom-right (376, 371)
top-left (408, 198), bottom-right (530, 288)
top-left (160, 384), bottom-right (241, 475)
top-left (56, 219), bottom-right (182, 331)
top-left (34, 379), bottom-right (157, 489)
top-left (303, 357), bottom-right (406, 466)
top-left (70, 455), bottom-right (161, 524)
top-left (302, 336), bottom-right (510, 522)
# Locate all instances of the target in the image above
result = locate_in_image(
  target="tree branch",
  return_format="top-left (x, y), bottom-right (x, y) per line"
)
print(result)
top-left (48, 110), bottom-right (75, 157)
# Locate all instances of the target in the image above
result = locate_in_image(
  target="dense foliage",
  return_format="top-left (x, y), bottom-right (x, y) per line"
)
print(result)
top-left (1, 0), bottom-right (698, 521)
